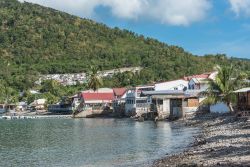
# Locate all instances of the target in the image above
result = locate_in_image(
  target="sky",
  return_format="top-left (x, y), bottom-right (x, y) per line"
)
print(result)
top-left (18, 0), bottom-right (250, 59)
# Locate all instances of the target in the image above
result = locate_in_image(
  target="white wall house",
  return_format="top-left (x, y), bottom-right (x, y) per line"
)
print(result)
top-left (125, 85), bottom-right (154, 116)
top-left (155, 79), bottom-right (188, 91)
top-left (187, 72), bottom-right (231, 113)
top-left (188, 78), bottom-right (210, 91)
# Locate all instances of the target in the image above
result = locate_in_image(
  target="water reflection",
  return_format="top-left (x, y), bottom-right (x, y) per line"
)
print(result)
top-left (0, 119), bottom-right (199, 167)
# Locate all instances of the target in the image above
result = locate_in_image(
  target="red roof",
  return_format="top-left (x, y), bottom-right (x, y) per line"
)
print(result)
top-left (113, 88), bottom-right (127, 97)
top-left (82, 92), bottom-right (114, 101)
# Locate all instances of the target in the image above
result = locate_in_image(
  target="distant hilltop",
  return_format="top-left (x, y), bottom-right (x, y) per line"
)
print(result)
top-left (37, 67), bottom-right (142, 86)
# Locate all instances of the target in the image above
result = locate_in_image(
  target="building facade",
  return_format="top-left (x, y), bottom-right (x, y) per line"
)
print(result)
top-left (125, 85), bottom-right (154, 117)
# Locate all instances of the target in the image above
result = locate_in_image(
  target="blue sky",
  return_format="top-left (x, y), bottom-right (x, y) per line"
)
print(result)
top-left (19, 0), bottom-right (250, 59)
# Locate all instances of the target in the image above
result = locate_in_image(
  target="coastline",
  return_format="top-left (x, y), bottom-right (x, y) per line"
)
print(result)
top-left (0, 111), bottom-right (72, 119)
top-left (153, 113), bottom-right (250, 167)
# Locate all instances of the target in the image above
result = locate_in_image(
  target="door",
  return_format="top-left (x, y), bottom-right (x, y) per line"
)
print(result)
top-left (170, 99), bottom-right (182, 118)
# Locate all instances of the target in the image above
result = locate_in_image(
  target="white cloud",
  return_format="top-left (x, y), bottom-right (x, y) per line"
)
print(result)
top-left (228, 0), bottom-right (250, 17)
top-left (149, 0), bottom-right (211, 26)
top-left (103, 0), bottom-right (145, 20)
top-left (18, 0), bottom-right (211, 26)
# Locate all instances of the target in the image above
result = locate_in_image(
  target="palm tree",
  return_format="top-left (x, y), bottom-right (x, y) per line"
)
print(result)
top-left (73, 66), bottom-right (103, 117)
top-left (87, 66), bottom-right (103, 92)
top-left (202, 65), bottom-right (245, 112)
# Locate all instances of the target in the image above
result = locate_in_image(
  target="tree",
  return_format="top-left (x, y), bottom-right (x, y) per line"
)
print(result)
top-left (0, 81), bottom-right (6, 103)
top-left (0, 80), bottom-right (18, 104)
top-left (40, 80), bottom-right (63, 96)
top-left (202, 65), bottom-right (246, 112)
top-left (86, 66), bottom-right (103, 91)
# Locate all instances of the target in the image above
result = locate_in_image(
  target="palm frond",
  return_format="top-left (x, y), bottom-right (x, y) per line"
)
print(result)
top-left (203, 65), bottom-right (244, 108)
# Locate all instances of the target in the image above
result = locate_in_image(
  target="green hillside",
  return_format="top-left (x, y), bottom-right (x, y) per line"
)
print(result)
top-left (0, 0), bottom-right (249, 93)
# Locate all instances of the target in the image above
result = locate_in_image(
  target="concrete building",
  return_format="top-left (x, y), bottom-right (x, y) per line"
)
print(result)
top-left (142, 90), bottom-right (189, 119)
top-left (125, 85), bottom-right (154, 117)
top-left (188, 78), bottom-right (210, 91)
top-left (113, 88), bottom-right (127, 116)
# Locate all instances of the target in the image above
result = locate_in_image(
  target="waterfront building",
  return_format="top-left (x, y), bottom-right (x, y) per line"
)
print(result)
top-left (125, 85), bottom-right (154, 117)
top-left (29, 99), bottom-right (46, 111)
top-left (136, 72), bottom-right (220, 119)
top-left (185, 72), bottom-right (231, 113)
top-left (75, 88), bottom-right (114, 117)
top-left (155, 79), bottom-right (188, 91)
top-left (234, 87), bottom-right (250, 117)
top-left (0, 104), bottom-right (6, 113)
top-left (16, 102), bottom-right (28, 112)
top-left (48, 97), bottom-right (73, 114)
top-left (142, 90), bottom-right (203, 119)
top-left (0, 104), bottom-right (17, 113)
top-left (112, 88), bottom-right (127, 116)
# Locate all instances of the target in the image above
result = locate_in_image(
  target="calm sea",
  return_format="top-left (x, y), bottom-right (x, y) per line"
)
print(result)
top-left (0, 118), bottom-right (199, 167)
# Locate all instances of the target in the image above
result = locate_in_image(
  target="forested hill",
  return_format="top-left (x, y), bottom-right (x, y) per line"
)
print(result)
top-left (0, 0), bottom-right (249, 90)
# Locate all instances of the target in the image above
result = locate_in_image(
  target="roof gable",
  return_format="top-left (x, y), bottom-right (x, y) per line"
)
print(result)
top-left (113, 88), bottom-right (127, 97)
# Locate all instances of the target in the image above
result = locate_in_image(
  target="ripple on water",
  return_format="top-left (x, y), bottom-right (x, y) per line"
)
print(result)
top-left (0, 118), bottom-right (199, 167)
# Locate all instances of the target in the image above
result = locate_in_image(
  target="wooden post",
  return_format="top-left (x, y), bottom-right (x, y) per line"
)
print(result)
top-left (247, 92), bottom-right (249, 110)
top-left (181, 98), bottom-right (184, 119)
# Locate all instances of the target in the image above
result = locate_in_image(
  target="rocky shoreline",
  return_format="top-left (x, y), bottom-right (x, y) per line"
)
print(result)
top-left (153, 113), bottom-right (250, 167)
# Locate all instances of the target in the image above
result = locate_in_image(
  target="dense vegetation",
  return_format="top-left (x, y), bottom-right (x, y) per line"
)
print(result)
top-left (0, 0), bottom-right (249, 104)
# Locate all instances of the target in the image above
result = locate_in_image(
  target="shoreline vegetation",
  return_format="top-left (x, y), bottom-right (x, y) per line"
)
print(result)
top-left (152, 113), bottom-right (250, 167)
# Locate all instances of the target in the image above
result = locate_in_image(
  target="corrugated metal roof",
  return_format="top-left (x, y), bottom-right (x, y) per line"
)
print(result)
top-left (82, 88), bottom-right (113, 93)
top-left (142, 90), bottom-right (184, 96)
top-left (82, 92), bottom-right (114, 101)
top-left (191, 78), bottom-right (210, 84)
top-left (234, 87), bottom-right (250, 93)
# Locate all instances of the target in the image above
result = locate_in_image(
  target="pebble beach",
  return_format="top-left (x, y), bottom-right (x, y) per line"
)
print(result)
top-left (153, 113), bottom-right (250, 167)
